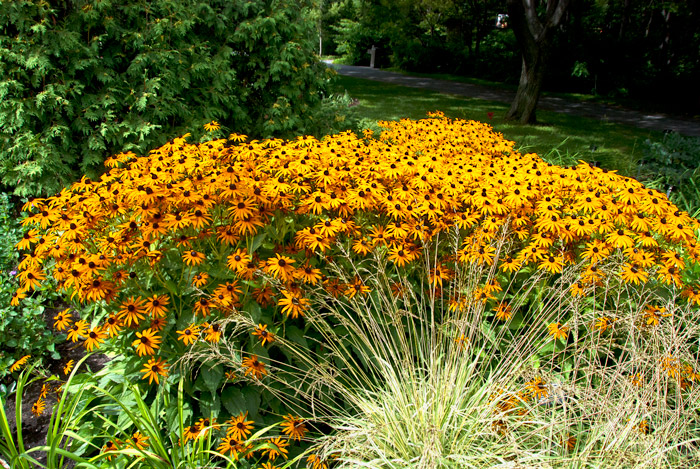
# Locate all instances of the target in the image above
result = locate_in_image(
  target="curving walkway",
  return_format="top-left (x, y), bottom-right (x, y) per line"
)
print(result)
top-left (327, 62), bottom-right (700, 138)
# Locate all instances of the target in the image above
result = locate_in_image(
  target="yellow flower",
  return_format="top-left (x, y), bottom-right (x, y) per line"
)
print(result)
top-left (182, 250), bottom-right (206, 266)
top-left (494, 302), bottom-right (513, 321)
top-left (278, 290), bottom-right (309, 319)
top-left (141, 357), bottom-right (168, 385)
top-left (118, 296), bottom-right (147, 327)
top-left (84, 326), bottom-right (107, 351)
top-left (265, 254), bottom-right (296, 282)
top-left (280, 414), bottom-right (307, 441)
top-left (132, 328), bottom-right (161, 356)
top-left (547, 322), bottom-right (569, 341)
top-left (177, 323), bottom-right (201, 345)
top-left (126, 432), bottom-right (149, 450)
top-left (226, 412), bottom-right (254, 440)
top-left (53, 308), bottom-right (73, 331)
top-left (252, 323), bottom-right (274, 346)
top-left (203, 322), bottom-right (223, 343)
top-left (10, 355), bottom-right (31, 373)
top-left (242, 355), bottom-right (267, 379)
top-left (260, 436), bottom-right (288, 461)
top-left (32, 398), bottom-right (46, 417)
top-left (203, 121), bottom-right (221, 132)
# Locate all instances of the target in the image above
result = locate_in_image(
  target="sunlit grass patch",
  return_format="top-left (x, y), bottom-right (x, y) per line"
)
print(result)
top-left (334, 75), bottom-right (659, 175)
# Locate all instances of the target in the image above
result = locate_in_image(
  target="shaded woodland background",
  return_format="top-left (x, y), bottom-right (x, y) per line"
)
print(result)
top-left (316, 0), bottom-right (700, 115)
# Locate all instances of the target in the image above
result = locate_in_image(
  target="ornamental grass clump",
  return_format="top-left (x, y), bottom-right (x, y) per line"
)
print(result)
top-left (12, 114), bottom-right (700, 464)
top-left (241, 249), bottom-right (700, 468)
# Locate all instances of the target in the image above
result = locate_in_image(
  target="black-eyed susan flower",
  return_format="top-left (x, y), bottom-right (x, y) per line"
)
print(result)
top-left (252, 324), bottom-right (274, 346)
top-left (31, 398), bottom-right (46, 417)
top-left (182, 250), bottom-right (206, 266)
top-left (306, 454), bottom-right (329, 469)
top-left (118, 296), bottom-right (147, 327)
top-left (226, 412), bottom-right (254, 440)
top-left (193, 297), bottom-right (212, 317)
top-left (177, 323), bottom-right (201, 346)
top-left (84, 326), bottom-right (108, 351)
top-left (217, 435), bottom-right (248, 460)
top-left (16, 267), bottom-right (46, 291)
top-left (203, 121), bottom-right (221, 132)
top-left (10, 355), bottom-right (31, 373)
top-left (265, 254), bottom-right (296, 282)
top-left (294, 263), bottom-right (322, 284)
top-left (593, 316), bottom-right (613, 333)
top-left (227, 249), bottom-right (251, 272)
top-left (67, 320), bottom-right (89, 342)
top-left (203, 322), bottom-right (223, 343)
top-left (53, 309), bottom-right (73, 331)
top-left (260, 436), bottom-right (288, 461)
top-left (656, 264), bottom-right (683, 287)
top-left (103, 314), bottom-right (123, 338)
top-left (605, 229), bottom-right (635, 249)
top-left (101, 440), bottom-right (120, 461)
top-left (280, 414), bottom-right (307, 441)
top-left (642, 304), bottom-right (670, 327)
top-left (192, 272), bottom-right (209, 288)
top-left (141, 357), bottom-right (168, 385)
top-left (619, 263), bottom-right (649, 285)
top-left (242, 355), bottom-right (267, 379)
top-left (525, 377), bottom-right (548, 400)
top-left (132, 328), bottom-right (161, 356)
top-left (145, 294), bottom-right (170, 318)
top-left (539, 254), bottom-right (565, 274)
top-left (278, 290), bottom-right (309, 319)
top-left (127, 432), bottom-right (149, 450)
top-left (494, 302), bottom-right (513, 321)
top-left (547, 322), bottom-right (569, 341)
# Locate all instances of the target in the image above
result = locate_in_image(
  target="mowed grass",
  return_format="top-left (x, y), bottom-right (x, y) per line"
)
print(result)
top-left (333, 75), bottom-right (661, 176)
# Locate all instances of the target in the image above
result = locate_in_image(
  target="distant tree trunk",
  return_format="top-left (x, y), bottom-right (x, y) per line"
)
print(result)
top-left (505, 0), bottom-right (571, 124)
top-left (618, 0), bottom-right (631, 40)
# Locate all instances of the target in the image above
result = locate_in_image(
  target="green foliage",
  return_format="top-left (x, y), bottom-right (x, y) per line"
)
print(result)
top-left (1, 359), bottom-right (289, 468)
top-left (639, 132), bottom-right (700, 216)
top-left (0, 0), bottom-right (333, 196)
top-left (0, 193), bottom-right (58, 377)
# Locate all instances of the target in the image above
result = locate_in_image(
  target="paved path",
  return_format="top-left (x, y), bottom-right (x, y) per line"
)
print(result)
top-left (328, 63), bottom-right (700, 138)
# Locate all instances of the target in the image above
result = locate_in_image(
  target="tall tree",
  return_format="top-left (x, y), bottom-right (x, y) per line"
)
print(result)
top-left (505, 0), bottom-right (571, 123)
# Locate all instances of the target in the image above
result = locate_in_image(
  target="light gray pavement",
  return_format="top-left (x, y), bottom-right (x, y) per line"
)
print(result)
top-left (328, 62), bottom-right (700, 138)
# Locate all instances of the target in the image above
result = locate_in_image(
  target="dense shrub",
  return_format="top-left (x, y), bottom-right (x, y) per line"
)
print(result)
top-left (0, 0), bottom-right (333, 196)
top-left (639, 132), bottom-right (700, 217)
top-left (12, 115), bottom-right (700, 464)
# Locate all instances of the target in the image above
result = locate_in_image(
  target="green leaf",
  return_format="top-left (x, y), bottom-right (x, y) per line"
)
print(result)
top-left (285, 325), bottom-right (307, 347)
top-left (199, 391), bottom-right (221, 418)
top-left (221, 386), bottom-right (259, 419)
top-left (245, 301), bottom-right (262, 323)
top-left (201, 364), bottom-right (223, 395)
top-left (250, 232), bottom-right (267, 253)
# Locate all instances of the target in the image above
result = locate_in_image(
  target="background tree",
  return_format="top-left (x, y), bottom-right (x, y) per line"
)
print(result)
top-left (505, 0), bottom-right (571, 124)
top-left (326, 1), bottom-right (699, 116)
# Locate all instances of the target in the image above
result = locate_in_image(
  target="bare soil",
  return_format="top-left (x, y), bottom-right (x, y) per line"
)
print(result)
top-left (2, 307), bottom-right (111, 467)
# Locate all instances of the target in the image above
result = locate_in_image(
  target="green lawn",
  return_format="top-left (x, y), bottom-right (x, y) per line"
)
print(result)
top-left (333, 75), bottom-right (661, 176)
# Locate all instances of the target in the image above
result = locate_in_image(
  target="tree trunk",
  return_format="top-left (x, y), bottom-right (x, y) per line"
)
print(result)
top-left (505, 0), bottom-right (570, 124)
top-left (506, 43), bottom-right (549, 123)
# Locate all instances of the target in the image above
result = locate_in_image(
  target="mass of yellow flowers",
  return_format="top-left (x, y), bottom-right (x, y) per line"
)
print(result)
top-left (13, 113), bottom-right (700, 464)
top-left (14, 113), bottom-right (700, 379)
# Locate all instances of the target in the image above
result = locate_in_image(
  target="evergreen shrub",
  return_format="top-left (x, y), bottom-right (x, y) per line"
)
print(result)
top-left (0, 0), bottom-right (332, 196)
